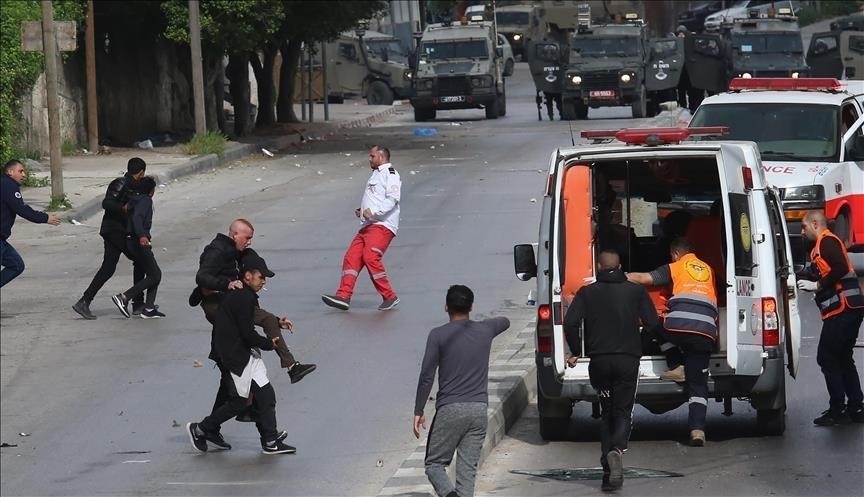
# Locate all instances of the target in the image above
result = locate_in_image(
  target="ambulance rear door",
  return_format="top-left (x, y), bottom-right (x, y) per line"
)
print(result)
top-left (719, 143), bottom-right (763, 376)
top-left (767, 187), bottom-right (800, 378)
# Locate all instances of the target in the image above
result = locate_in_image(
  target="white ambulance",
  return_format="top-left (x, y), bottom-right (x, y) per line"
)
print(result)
top-left (689, 78), bottom-right (864, 270)
top-left (514, 127), bottom-right (801, 440)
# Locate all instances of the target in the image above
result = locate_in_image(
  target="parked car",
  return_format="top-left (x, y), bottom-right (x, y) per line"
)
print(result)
top-left (498, 33), bottom-right (515, 76)
top-left (677, 1), bottom-right (724, 33)
top-left (704, 0), bottom-right (800, 32)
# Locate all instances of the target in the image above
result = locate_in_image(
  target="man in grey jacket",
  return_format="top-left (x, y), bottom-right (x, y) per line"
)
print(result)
top-left (413, 285), bottom-right (510, 497)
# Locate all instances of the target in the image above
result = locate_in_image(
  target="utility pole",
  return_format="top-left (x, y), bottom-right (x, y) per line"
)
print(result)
top-left (85, 0), bottom-right (98, 153)
top-left (42, 0), bottom-right (63, 200)
top-left (188, 0), bottom-right (206, 134)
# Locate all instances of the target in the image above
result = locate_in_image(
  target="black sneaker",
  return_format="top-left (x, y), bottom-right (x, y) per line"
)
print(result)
top-left (111, 293), bottom-right (130, 318)
top-left (276, 430), bottom-right (288, 442)
top-left (601, 474), bottom-right (614, 492)
top-left (378, 297), bottom-right (400, 311)
top-left (72, 299), bottom-right (96, 320)
top-left (606, 449), bottom-right (623, 490)
top-left (141, 308), bottom-right (166, 319)
top-left (813, 408), bottom-right (851, 426)
top-left (186, 422), bottom-right (208, 452)
top-left (288, 363), bottom-right (317, 384)
top-left (261, 439), bottom-right (296, 455)
top-left (322, 294), bottom-right (350, 310)
top-left (131, 303), bottom-right (146, 316)
top-left (205, 430), bottom-right (232, 450)
top-left (846, 404), bottom-right (864, 423)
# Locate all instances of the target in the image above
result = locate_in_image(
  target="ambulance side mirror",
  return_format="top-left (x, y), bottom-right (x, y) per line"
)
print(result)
top-left (514, 244), bottom-right (537, 281)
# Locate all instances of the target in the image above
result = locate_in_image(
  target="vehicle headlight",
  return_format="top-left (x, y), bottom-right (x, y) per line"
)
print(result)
top-left (620, 73), bottom-right (632, 83)
top-left (513, 33), bottom-right (522, 41)
top-left (470, 76), bottom-right (492, 88)
top-left (791, 72), bottom-right (799, 78)
top-left (570, 75), bottom-right (582, 85)
top-left (741, 72), bottom-right (752, 78)
top-left (781, 185), bottom-right (825, 208)
top-left (403, 69), bottom-right (413, 81)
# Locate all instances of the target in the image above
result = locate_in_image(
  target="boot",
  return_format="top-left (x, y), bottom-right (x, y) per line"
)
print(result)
top-left (72, 299), bottom-right (96, 320)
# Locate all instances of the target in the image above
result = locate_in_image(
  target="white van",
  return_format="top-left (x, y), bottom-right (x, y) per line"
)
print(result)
top-left (514, 127), bottom-right (802, 440)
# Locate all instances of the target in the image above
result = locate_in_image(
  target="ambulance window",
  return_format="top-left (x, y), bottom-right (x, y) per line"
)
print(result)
top-left (728, 193), bottom-right (754, 277)
top-left (840, 103), bottom-right (859, 134)
top-left (765, 192), bottom-right (788, 271)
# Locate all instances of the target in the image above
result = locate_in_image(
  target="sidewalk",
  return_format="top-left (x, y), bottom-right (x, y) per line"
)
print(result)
top-left (21, 100), bottom-right (406, 223)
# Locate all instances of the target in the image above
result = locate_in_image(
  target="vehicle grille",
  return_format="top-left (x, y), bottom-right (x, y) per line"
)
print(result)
top-left (582, 70), bottom-right (618, 90)
top-left (437, 76), bottom-right (471, 96)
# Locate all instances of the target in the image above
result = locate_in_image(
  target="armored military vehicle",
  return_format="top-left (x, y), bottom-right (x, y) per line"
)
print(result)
top-left (562, 18), bottom-right (683, 119)
top-left (524, 3), bottom-right (580, 120)
top-left (410, 19), bottom-right (506, 121)
top-left (685, 11), bottom-right (806, 95)
top-left (325, 30), bottom-right (413, 105)
top-left (807, 14), bottom-right (864, 80)
top-left (495, 3), bottom-right (532, 59)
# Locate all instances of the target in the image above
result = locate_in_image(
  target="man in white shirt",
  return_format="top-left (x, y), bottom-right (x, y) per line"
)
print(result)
top-left (323, 146), bottom-right (401, 311)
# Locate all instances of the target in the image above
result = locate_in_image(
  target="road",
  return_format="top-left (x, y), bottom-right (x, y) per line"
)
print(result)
top-left (0, 62), bottom-right (639, 497)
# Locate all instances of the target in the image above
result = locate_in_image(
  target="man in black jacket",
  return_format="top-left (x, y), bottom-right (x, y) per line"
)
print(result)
top-left (564, 250), bottom-right (658, 492)
top-left (1, 159), bottom-right (61, 288)
top-left (73, 158), bottom-right (147, 319)
top-left (187, 254), bottom-right (296, 455)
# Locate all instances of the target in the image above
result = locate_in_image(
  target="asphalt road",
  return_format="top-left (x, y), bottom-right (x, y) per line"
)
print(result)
top-left (0, 62), bottom-right (645, 496)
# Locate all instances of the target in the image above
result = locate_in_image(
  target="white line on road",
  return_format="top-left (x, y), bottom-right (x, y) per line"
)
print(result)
top-left (165, 481), bottom-right (275, 486)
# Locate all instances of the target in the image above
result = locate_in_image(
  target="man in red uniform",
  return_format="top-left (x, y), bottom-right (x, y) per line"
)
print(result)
top-left (797, 210), bottom-right (864, 426)
top-left (323, 146), bottom-right (401, 311)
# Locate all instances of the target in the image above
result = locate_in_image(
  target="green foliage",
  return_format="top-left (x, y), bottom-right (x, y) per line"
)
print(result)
top-left (61, 139), bottom-right (78, 156)
top-left (48, 193), bottom-right (72, 211)
top-left (278, 1), bottom-right (387, 43)
top-left (21, 161), bottom-right (49, 187)
top-left (183, 131), bottom-right (227, 156)
top-left (798, 1), bottom-right (862, 27)
top-left (0, 0), bottom-right (85, 163)
top-left (163, 0), bottom-right (284, 53)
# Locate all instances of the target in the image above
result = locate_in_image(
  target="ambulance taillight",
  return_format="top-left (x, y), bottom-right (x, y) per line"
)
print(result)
top-left (537, 304), bottom-right (553, 353)
top-left (762, 297), bottom-right (780, 347)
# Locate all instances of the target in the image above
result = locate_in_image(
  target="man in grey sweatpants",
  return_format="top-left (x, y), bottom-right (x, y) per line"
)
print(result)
top-left (413, 285), bottom-right (510, 497)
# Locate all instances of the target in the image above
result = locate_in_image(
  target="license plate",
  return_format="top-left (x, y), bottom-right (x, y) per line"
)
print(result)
top-left (440, 95), bottom-right (465, 103)
top-left (590, 90), bottom-right (616, 98)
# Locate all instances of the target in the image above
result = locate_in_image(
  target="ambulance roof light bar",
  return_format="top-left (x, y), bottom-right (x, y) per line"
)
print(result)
top-left (580, 127), bottom-right (729, 145)
top-left (729, 77), bottom-right (843, 92)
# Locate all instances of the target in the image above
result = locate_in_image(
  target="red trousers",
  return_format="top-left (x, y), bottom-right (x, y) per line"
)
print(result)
top-left (336, 224), bottom-right (396, 300)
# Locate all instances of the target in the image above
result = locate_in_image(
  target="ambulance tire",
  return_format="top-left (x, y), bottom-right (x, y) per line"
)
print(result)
top-left (757, 407), bottom-right (786, 436)
top-left (485, 96), bottom-right (500, 119)
top-left (367, 81), bottom-right (394, 106)
top-left (833, 210), bottom-right (851, 247)
top-left (537, 380), bottom-right (572, 441)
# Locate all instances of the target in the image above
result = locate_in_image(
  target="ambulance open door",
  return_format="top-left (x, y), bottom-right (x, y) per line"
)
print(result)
top-left (768, 188), bottom-right (800, 378)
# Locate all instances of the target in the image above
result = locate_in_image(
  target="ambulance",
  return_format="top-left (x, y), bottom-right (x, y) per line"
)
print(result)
top-left (513, 127), bottom-right (801, 440)
top-left (689, 78), bottom-right (864, 269)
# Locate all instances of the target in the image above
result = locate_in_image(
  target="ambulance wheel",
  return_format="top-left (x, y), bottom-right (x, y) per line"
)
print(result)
top-left (833, 210), bottom-right (852, 248)
top-left (632, 85), bottom-right (647, 118)
top-left (537, 381), bottom-right (572, 441)
top-left (757, 407), bottom-right (786, 436)
top-left (485, 96), bottom-right (500, 119)
top-left (367, 81), bottom-right (394, 106)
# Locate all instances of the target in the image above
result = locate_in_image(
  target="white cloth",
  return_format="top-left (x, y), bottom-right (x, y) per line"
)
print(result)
top-left (230, 349), bottom-right (269, 398)
top-left (360, 163), bottom-right (401, 234)
top-left (797, 279), bottom-right (817, 292)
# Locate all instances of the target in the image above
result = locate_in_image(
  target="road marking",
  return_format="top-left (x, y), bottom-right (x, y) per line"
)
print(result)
top-left (165, 481), bottom-right (275, 486)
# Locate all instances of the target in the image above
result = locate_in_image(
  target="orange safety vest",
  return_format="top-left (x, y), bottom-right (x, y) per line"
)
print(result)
top-left (810, 230), bottom-right (864, 320)
top-left (664, 253), bottom-right (719, 341)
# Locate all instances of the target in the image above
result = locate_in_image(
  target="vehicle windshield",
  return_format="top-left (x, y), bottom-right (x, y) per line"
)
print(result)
top-left (732, 33), bottom-right (803, 53)
top-left (366, 39), bottom-right (408, 63)
top-left (421, 40), bottom-right (488, 59)
top-left (690, 103), bottom-right (840, 161)
top-left (496, 12), bottom-right (529, 26)
top-left (571, 36), bottom-right (640, 57)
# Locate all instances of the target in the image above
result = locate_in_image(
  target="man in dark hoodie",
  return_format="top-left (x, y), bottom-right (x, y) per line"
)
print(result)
top-left (564, 250), bottom-right (658, 492)
top-left (73, 158), bottom-right (147, 319)
top-left (110, 176), bottom-right (163, 318)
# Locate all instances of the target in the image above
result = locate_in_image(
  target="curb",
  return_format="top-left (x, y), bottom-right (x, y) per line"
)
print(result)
top-left (377, 322), bottom-right (537, 497)
top-left (63, 104), bottom-right (404, 223)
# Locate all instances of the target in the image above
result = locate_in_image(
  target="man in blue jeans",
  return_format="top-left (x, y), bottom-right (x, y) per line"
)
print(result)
top-left (413, 285), bottom-right (510, 497)
top-left (1, 159), bottom-right (61, 288)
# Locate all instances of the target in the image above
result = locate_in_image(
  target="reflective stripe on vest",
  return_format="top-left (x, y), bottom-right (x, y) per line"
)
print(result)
top-left (665, 254), bottom-right (719, 341)
top-left (810, 230), bottom-right (864, 320)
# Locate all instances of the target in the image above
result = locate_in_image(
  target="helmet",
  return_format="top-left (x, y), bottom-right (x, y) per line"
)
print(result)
top-left (676, 25), bottom-right (688, 34)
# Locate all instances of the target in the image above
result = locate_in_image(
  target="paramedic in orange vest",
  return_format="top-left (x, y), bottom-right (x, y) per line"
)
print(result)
top-left (796, 210), bottom-right (864, 426)
top-left (627, 237), bottom-right (718, 447)
top-left (322, 146), bottom-right (401, 312)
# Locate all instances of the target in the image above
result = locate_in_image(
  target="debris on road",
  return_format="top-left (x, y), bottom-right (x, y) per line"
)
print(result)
top-left (1, 442), bottom-right (18, 448)
top-left (262, 148), bottom-right (275, 157)
top-left (192, 360), bottom-right (203, 367)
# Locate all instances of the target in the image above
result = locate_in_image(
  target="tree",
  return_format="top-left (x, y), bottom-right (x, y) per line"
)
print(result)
top-left (274, 1), bottom-right (385, 123)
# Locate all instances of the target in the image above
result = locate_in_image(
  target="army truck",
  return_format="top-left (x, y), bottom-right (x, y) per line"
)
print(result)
top-left (807, 14), bottom-right (864, 80)
top-left (495, 3), bottom-right (532, 59)
top-left (561, 19), bottom-right (683, 119)
top-left (325, 30), bottom-right (413, 105)
top-left (685, 11), bottom-right (806, 96)
top-left (410, 19), bottom-right (506, 121)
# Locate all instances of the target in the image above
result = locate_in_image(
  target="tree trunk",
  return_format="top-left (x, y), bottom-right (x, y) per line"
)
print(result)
top-left (277, 39), bottom-right (302, 123)
top-left (203, 52), bottom-right (222, 132)
top-left (227, 52), bottom-right (252, 137)
top-left (251, 44), bottom-right (277, 126)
